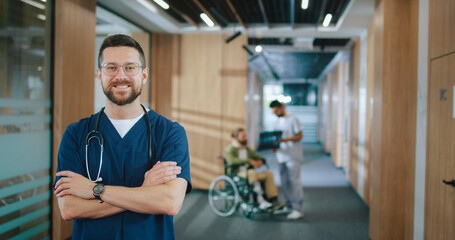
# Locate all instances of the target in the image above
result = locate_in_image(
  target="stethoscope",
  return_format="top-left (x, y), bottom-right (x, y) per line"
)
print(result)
top-left (85, 104), bottom-right (152, 182)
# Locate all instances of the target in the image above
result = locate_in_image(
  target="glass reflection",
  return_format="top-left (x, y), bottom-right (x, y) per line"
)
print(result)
top-left (0, 0), bottom-right (51, 239)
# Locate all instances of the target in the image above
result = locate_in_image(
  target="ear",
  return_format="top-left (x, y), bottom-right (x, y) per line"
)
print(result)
top-left (96, 68), bottom-right (102, 83)
top-left (142, 67), bottom-right (149, 85)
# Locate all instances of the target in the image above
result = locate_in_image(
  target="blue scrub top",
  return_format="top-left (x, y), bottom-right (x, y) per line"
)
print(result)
top-left (55, 109), bottom-right (192, 240)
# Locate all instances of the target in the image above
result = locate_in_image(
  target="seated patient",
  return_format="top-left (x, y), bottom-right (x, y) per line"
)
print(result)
top-left (225, 128), bottom-right (279, 209)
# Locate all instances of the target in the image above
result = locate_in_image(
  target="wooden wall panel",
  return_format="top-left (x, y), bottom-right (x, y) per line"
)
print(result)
top-left (364, 23), bottom-right (375, 207)
top-left (344, 69), bottom-right (352, 170)
top-left (429, 0), bottom-right (455, 59)
top-left (329, 63), bottom-right (346, 167)
top-left (152, 34), bottom-right (247, 189)
top-left (318, 81), bottom-right (325, 143)
top-left (221, 34), bottom-right (248, 149)
top-left (324, 73), bottom-right (333, 153)
top-left (331, 68), bottom-right (340, 166)
top-left (151, 34), bottom-right (179, 119)
top-left (340, 61), bottom-right (350, 169)
top-left (370, 2), bottom-right (384, 238)
top-left (52, 0), bottom-right (96, 239)
top-left (425, 0), bottom-right (455, 238)
top-left (370, 0), bottom-right (418, 239)
top-left (348, 38), bottom-right (360, 192)
top-left (336, 63), bottom-right (348, 167)
top-left (132, 32), bottom-right (151, 105)
top-left (425, 53), bottom-right (455, 240)
top-left (179, 34), bottom-right (224, 189)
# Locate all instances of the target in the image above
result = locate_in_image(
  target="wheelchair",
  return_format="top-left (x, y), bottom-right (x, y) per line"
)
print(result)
top-left (208, 157), bottom-right (283, 220)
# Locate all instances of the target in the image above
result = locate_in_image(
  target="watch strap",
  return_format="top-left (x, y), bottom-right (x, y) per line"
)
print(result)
top-left (93, 183), bottom-right (104, 203)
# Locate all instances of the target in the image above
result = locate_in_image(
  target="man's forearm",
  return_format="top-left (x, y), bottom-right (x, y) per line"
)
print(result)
top-left (54, 164), bottom-right (186, 219)
top-left (283, 131), bottom-right (303, 142)
top-left (100, 178), bottom-right (187, 216)
top-left (58, 195), bottom-right (125, 220)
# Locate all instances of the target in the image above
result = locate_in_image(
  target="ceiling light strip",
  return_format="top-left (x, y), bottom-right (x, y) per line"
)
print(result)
top-left (20, 0), bottom-right (45, 10)
top-left (200, 13), bottom-right (214, 27)
top-left (301, 0), bottom-right (309, 9)
top-left (322, 13), bottom-right (332, 27)
top-left (153, 0), bottom-right (169, 10)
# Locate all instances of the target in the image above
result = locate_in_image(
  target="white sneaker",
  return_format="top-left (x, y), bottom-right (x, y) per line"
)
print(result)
top-left (259, 201), bottom-right (273, 209)
top-left (287, 210), bottom-right (303, 220)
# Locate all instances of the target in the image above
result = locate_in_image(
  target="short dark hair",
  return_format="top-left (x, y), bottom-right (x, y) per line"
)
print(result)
top-left (269, 100), bottom-right (283, 108)
top-left (98, 34), bottom-right (146, 68)
top-left (231, 128), bottom-right (245, 138)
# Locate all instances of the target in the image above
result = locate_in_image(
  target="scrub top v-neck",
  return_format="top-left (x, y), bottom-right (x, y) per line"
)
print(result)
top-left (55, 109), bottom-right (192, 240)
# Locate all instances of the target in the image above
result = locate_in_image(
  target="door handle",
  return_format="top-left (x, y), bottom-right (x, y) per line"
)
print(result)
top-left (442, 179), bottom-right (455, 187)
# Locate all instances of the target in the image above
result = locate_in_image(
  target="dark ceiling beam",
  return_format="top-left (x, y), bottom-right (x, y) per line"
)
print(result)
top-left (290, 0), bottom-right (295, 29)
top-left (316, 0), bottom-right (328, 26)
top-left (192, 0), bottom-right (221, 27)
top-left (170, 6), bottom-right (199, 28)
top-left (258, 0), bottom-right (269, 28)
top-left (225, 0), bottom-right (246, 28)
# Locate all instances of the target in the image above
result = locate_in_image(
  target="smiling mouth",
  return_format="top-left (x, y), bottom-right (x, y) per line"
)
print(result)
top-left (114, 85), bottom-right (130, 89)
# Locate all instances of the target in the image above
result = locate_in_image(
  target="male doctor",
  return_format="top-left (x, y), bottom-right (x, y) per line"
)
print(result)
top-left (269, 100), bottom-right (303, 220)
top-left (53, 34), bottom-right (191, 239)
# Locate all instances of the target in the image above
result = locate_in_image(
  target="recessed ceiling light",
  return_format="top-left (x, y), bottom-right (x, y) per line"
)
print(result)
top-left (255, 45), bottom-right (263, 53)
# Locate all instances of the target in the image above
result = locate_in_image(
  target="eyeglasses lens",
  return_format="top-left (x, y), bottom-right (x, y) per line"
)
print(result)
top-left (103, 63), bottom-right (140, 76)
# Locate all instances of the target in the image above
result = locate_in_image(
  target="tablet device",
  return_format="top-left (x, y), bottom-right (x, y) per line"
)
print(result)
top-left (257, 131), bottom-right (283, 150)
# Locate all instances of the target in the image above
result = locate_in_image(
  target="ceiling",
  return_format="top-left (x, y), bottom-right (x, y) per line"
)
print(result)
top-left (98, 0), bottom-right (375, 80)
top-left (162, 0), bottom-right (351, 27)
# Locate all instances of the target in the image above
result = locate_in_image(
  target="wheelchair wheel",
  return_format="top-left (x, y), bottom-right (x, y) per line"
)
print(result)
top-left (208, 175), bottom-right (239, 217)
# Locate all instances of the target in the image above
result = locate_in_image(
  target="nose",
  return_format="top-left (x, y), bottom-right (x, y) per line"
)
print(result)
top-left (115, 65), bottom-right (127, 78)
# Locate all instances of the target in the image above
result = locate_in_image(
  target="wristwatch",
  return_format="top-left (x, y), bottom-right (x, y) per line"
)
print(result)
top-left (93, 183), bottom-right (104, 203)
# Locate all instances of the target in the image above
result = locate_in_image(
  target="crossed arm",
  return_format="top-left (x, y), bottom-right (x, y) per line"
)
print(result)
top-left (54, 161), bottom-right (187, 220)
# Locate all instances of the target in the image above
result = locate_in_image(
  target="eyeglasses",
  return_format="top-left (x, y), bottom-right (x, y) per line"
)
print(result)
top-left (101, 63), bottom-right (143, 76)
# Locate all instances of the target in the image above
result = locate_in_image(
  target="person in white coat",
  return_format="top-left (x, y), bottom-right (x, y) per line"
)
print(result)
top-left (269, 100), bottom-right (304, 220)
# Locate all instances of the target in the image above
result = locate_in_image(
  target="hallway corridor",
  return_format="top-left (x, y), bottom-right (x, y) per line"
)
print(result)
top-left (174, 144), bottom-right (370, 240)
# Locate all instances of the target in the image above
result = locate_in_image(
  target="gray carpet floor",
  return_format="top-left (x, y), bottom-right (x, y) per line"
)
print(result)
top-left (174, 144), bottom-right (370, 240)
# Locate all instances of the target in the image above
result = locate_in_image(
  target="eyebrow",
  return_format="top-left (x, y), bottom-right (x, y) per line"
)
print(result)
top-left (102, 62), bottom-right (140, 66)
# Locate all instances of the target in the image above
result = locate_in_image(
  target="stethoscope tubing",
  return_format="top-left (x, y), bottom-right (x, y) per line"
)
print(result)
top-left (85, 105), bottom-right (152, 183)
top-left (85, 135), bottom-right (104, 182)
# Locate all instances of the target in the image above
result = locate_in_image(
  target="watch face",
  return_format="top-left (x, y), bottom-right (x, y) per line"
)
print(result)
top-left (94, 184), bottom-right (104, 194)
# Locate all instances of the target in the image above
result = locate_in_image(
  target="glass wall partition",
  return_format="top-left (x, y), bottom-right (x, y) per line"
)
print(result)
top-left (0, 0), bottom-right (52, 239)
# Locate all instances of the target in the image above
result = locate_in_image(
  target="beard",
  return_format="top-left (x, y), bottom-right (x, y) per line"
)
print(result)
top-left (102, 80), bottom-right (142, 106)
top-left (239, 140), bottom-right (247, 146)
